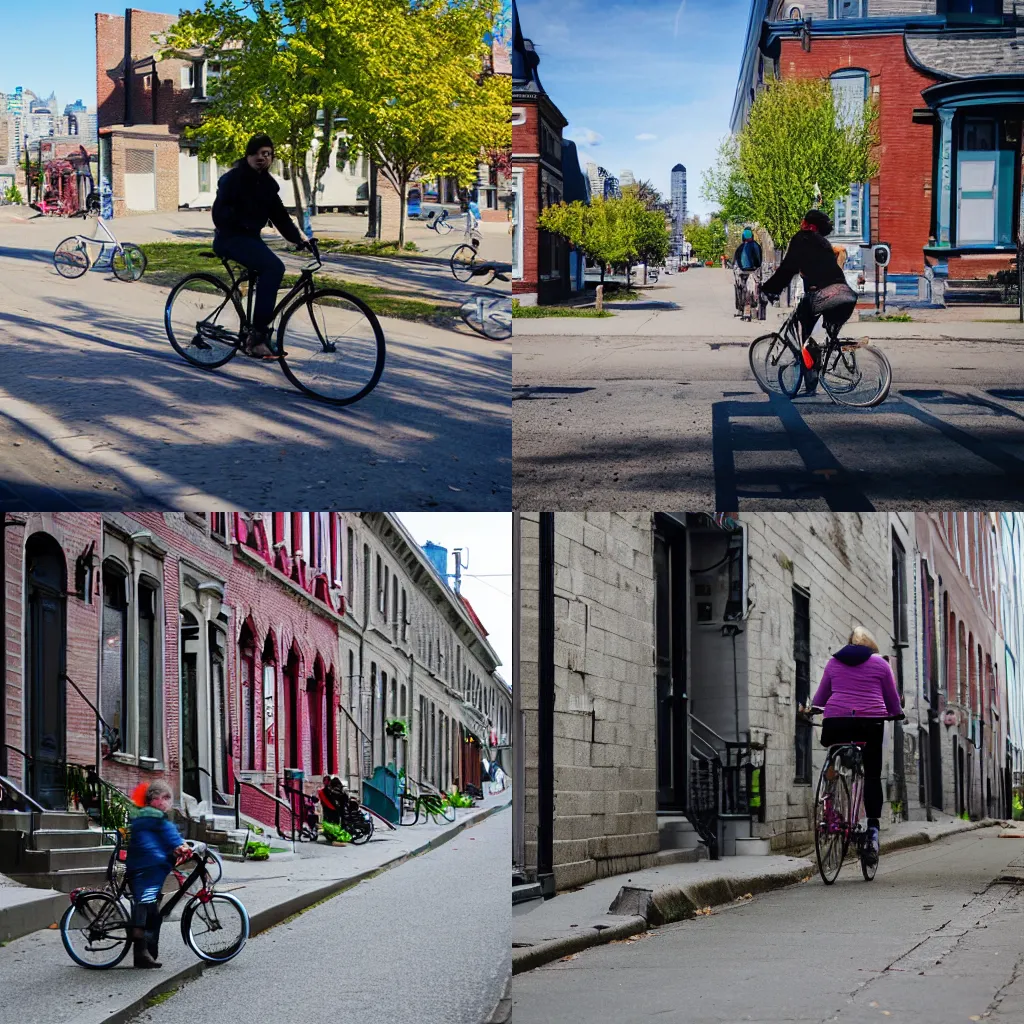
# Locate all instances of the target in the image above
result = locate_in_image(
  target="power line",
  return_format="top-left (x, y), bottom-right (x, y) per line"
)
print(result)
top-left (463, 574), bottom-right (512, 599)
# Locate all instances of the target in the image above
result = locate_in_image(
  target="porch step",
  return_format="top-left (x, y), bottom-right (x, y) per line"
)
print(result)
top-left (944, 280), bottom-right (1007, 305)
top-left (43, 845), bottom-right (115, 871)
top-left (654, 847), bottom-right (702, 867)
top-left (30, 829), bottom-right (105, 851)
top-left (734, 837), bottom-right (772, 856)
top-left (36, 811), bottom-right (91, 831)
top-left (512, 882), bottom-right (544, 906)
top-left (7, 865), bottom-right (109, 893)
top-left (0, 811), bottom-right (32, 831)
top-left (0, 885), bottom-right (68, 942)
top-left (658, 816), bottom-right (700, 851)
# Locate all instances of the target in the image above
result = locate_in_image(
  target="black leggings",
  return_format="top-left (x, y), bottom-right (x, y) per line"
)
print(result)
top-left (796, 293), bottom-right (856, 342)
top-left (820, 717), bottom-right (884, 822)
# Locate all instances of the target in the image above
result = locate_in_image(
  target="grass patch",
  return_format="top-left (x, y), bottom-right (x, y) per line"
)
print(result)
top-left (876, 313), bottom-right (913, 322)
top-left (144, 990), bottom-right (177, 1008)
top-left (316, 238), bottom-right (420, 257)
top-left (512, 301), bottom-right (612, 318)
top-left (138, 242), bottom-right (455, 325)
top-left (602, 288), bottom-right (643, 302)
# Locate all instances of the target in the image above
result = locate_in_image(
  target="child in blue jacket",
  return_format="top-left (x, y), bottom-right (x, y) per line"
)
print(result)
top-left (125, 781), bottom-right (191, 968)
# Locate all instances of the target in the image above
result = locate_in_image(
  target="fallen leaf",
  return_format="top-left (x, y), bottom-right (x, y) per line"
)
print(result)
top-left (560, 953), bottom-right (579, 962)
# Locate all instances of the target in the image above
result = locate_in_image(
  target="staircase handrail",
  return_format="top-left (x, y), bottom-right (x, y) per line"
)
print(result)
top-left (0, 771), bottom-right (45, 813)
top-left (61, 672), bottom-right (120, 754)
top-left (689, 713), bottom-right (730, 749)
top-left (232, 775), bottom-right (295, 835)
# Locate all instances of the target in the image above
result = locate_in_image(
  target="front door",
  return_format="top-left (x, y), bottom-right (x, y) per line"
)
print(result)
top-left (653, 515), bottom-right (687, 812)
top-left (25, 533), bottom-right (67, 808)
top-left (180, 610), bottom-right (201, 801)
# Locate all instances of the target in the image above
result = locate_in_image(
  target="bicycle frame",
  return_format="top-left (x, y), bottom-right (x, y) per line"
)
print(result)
top-left (213, 249), bottom-right (322, 336)
top-left (67, 218), bottom-right (126, 270)
top-left (821, 743), bottom-right (866, 847)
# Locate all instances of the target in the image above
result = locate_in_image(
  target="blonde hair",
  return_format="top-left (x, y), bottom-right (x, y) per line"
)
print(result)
top-left (849, 625), bottom-right (879, 652)
top-left (145, 780), bottom-right (173, 805)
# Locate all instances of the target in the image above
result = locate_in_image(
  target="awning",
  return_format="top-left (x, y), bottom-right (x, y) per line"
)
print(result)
top-left (663, 513), bottom-right (741, 532)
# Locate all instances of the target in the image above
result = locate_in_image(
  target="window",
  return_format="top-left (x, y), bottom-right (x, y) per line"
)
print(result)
top-left (137, 580), bottom-right (159, 760)
top-left (831, 0), bottom-right (866, 16)
top-left (383, 565), bottom-right (390, 619)
top-left (308, 671), bottom-right (324, 775)
top-left (939, 0), bottom-right (1002, 23)
top-left (205, 61), bottom-right (222, 95)
top-left (794, 588), bottom-right (812, 783)
top-left (892, 533), bottom-right (908, 645)
top-left (240, 626), bottom-right (257, 771)
top-left (401, 589), bottom-right (408, 641)
top-left (400, 684), bottom-right (406, 717)
top-left (347, 528), bottom-right (355, 607)
top-left (331, 515), bottom-right (341, 585)
top-left (377, 555), bottom-right (385, 613)
top-left (327, 671), bottom-right (337, 775)
top-left (392, 576), bottom-right (398, 628)
top-left (262, 639), bottom-right (276, 774)
top-left (363, 545), bottom-right (371, 620)
top-left (210, 511), bottom-right (226, 540)
top-left (830, 71), bottom-right (869, 240)
top-left (101, 563), bottom-right (129, 752)
top-left (198, 158), bottom-right (210, 194)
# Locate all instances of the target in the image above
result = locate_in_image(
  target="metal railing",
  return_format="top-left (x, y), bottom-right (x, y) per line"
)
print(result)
top-left (232, 776), bottom-right (295, 837)
top-left (61, 673), bottom-right (120, 755)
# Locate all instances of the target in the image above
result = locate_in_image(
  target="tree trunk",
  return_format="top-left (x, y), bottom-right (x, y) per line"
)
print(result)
top-left (365, 158), bottom-right (378, 239)
top-left (397, 174), bottom-right (408, 248)
top-left (299, 162), bottom-right (314, 223)
top-left (290, 160), bottom-right (303, 224)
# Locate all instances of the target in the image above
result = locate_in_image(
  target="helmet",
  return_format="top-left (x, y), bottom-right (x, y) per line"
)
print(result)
top-left (803, 209), bottom-right (833, 236)
top-left (742, 227), bottom-right (754, 240)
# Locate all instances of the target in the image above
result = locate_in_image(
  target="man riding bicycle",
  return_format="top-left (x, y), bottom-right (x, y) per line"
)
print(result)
top-left (733, 227), bottom-right (763, 322)
top-left (760, 209), bottom-right (858, 393)
top-left (811, 626), bottom-right (904, 864)
top-left (212, 133), bottom-right (317, 359)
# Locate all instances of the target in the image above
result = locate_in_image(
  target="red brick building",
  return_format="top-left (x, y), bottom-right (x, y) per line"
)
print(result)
top-left (1, 513), bottom-right (504, 855)
top-left (733, 1), bottom-right (1024, 299)
top-left (511, 0), bottom-right (569, 305)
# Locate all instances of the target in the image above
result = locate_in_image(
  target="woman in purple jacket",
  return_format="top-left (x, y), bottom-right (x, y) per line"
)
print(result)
top-left (811, 626), bottom-right (904, 860)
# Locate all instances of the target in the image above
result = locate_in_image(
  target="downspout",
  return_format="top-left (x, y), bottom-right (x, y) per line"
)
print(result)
top-left (123, 8), bottom-right (132, 127)
top-left (537, 512), bottom-right (555, 899)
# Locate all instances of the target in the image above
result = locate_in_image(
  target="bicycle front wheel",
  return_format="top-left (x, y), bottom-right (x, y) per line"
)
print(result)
top-left (749, 332), bottom-right (802, 397)
top-left (819, 342), bottom-right (892, 408)
top-left (181, 892), bottom-right (249, 963)
top-left (165, 274), bottom-right (244, 369)
top-left (451, 244), bottom-right (477, 282)
top-left (437, 217), bottom-right (454, 235)
top-left (278, 289), bottom-right (386, 406)
top-left (349, 809), bottom-right (375, 844)
top-left (54, 237), bottom-right (89, 279)
top-left (112, 243), bottom-right (147, 282)
top-left (861, 841), bottom-right (878, 882)
top-left (60, 891), bottom-right (131, 969)
top-left (461, 294), bottom-right (511, 340)
top-left (814, 757), bottom-right (851, 886)
top-left (400, 795), bottom-right (419, 826)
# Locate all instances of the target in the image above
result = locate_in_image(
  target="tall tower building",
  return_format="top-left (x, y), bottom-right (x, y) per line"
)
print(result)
top-left (620, 168), bottom-right (635, 189)
top-left (670, 163), bottom-right (687, 256)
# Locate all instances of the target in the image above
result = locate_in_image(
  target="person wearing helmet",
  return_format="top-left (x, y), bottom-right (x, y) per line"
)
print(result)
top-left (761, 208), bottom-right (858, 393)
top-left (732, 227), bottom-right (763, 321)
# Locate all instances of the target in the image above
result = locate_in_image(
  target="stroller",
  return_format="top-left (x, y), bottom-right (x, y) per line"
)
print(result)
top-left (318, 776), bottom-right (373, 844)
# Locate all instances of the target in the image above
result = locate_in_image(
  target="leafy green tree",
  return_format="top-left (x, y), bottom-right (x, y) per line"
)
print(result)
top-left (702, 77), bottom-right (878, 249)
top-left (621, 178), bottom-right (663, 212)
top-left (684, 215), bottom-right (728, 265)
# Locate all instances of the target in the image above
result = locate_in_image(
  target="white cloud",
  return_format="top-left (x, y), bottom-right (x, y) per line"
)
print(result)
top-left (570, 128), bottom-right (603, 146)
top-left (635, 133), bottom-right (658, 141)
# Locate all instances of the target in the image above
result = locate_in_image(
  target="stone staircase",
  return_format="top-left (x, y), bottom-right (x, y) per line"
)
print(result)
top-left (0, 809), bottom-right (116, 892)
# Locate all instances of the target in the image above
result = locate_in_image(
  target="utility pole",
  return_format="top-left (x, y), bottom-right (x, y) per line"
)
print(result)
top-left (451, 548), bottom-right (468, 595)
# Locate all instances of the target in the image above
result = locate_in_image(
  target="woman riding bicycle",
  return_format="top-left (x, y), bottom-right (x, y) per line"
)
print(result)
top-left (211, 133), bottom-right (316, 359)
top-left (811, 626), bottom-right (904, 863)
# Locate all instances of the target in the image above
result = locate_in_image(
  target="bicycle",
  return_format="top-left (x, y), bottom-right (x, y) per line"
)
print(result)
top-left (460, 281), bottom-right (511, 341)
top-left (424, 208), bottom-right (453, 234)
top-left (749, 298), bottom-right (892, 407)
top-left (164, 237), bottom-right (386, 406)
top-left (450, 232), bottom-right (485, 282)
top-left (809, 708), bottom-right (906, 885)
top-left (399, 789), bottom-right (456, 826)
top-left (61, 840), bottom-right (248, 969)
top-left (53, 216), bottom-right (147, 282)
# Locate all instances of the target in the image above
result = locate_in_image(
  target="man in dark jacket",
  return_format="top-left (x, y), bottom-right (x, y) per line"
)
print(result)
top-left (212, 133), bottom-right (313, 359)
top-left (732, 227), bottom-right (763, 321)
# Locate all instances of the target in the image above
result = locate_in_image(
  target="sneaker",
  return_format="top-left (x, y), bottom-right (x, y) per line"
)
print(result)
top-left (243, 328), bottom-right (277, 360)
top-left (865, 826), bottom-right (879, 861)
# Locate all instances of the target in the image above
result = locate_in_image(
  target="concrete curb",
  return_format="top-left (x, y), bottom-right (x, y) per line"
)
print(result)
top-left (482, 973), bottom-right (513, 1024)
top-left (66, 799), bottom-right (511, 1024)
top-left (0, 888), bottom-right (68, 944)
top-left (511, 820), bottom-right (1000, 977)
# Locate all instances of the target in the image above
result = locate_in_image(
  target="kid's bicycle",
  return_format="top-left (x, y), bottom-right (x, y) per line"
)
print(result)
top-left (425, 208), bottom-right (454, 234)
top-left (460, 285), bottom-right (511, 341)
top-left (53, 217), bottom-right (147, 282)
top-left (164, 237), bottom-right (386, 406)
top-left (749, 298), bottom-right (892, 408)
top-left (61, 840), bottom-right (248, 968)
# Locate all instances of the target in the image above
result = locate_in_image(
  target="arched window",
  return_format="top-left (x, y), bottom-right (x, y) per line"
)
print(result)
top-left (830, 70), bottom-right (870, 241)
top-left (262, 634), bottom-right (276, 774)
top-left (239, 623), bottom-right (257, 771)
top-left (401, 589), bottom-right (408, 641)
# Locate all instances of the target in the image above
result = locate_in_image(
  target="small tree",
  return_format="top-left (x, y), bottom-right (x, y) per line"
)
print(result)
top-left (684, 215), bottom-right (728, 264)
top-left (621, 178), bottom-right (663, 212)
top-left (538, 199), bottom-right (612, 282)
top-left (702, 76), bottom-right (879, 249)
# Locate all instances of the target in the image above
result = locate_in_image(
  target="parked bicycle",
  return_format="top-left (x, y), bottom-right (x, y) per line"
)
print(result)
top-left (61, 840), bottom-right (248, 968)
top-left (425, 208), bottom-right (453, 234)
top-left (164, 237), bottom-right (386, 406)
top-left (460, 280), bottom-right (511, 341)
top-left (450, 232), bottom-right (487, 282)
top-left (399, 789), bottom-right (456, 826)
top-left (749, 298), bottom-right (892, 407)
top-left (53, 217), bottom-right (147, 282)
top-left (809, 707), bottom-right (906, 884)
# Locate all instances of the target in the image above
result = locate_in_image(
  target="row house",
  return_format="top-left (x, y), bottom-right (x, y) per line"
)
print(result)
top-left (1, 512), bottom-right (502, 844)
top-left (513, 512), bottom-right (1018, 900)
top-left (733, 1), bottom-right (1024, 302)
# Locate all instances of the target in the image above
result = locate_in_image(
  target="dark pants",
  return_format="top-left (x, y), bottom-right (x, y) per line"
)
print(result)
top-left (820, 717), bottom-right (884, 822)
top-left (128, 867), bottom-right (166, 954)
top-left (796, 290), bottom-right (856, 342)
top-left (212, 232), bottom-right (285, 332)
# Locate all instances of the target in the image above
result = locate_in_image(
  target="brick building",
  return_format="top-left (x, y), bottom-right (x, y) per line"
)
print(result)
top-left (733, 1), bottom-right (1024, 300)
top-left (513, 512), bottom-right (1019, 901)
top-left (511, 0), bottom-right (569, 305)
top-left (1, 513), bottom-right (504, 876)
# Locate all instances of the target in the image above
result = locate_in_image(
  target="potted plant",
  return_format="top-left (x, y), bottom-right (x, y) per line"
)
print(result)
top-left (385, 718), bottom-right (408, 738)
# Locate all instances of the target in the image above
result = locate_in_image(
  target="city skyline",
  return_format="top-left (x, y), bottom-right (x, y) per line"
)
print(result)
top-left (516, 0), bottom-right (750, 218)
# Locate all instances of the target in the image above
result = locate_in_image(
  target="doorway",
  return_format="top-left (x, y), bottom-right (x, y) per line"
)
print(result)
top-left (284, 647), bottom-right (301, 771)
top-left (25, 533), bottom-right (67, 808)
top-left (653, 514), bottom-right (687, 812)
top-left (180, 610), bottom-right (201, 801)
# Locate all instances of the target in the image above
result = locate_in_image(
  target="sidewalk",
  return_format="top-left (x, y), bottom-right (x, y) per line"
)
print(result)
top-left (0, 791), bottom-right (510, 1024)
top-left (512, 812), bottom-right (999, 976)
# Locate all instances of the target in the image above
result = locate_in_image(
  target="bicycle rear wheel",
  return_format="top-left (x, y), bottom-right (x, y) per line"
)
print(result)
top-left (460, 294), bottom-right (511, 340)
top-left (165, 274), bottom-right (244, 369)
top-left (820, 342), bottom-right (892, 407)
top-left (181, 892), bottom-right (249, 963)
top-left (400, 794), bottom-right (419, 826)
top-left (451, 244), bottom-right (477, 282)
top-left (112, 243), bottom-right (147, 282)
top-left (437, 217), bottom-right (454, 235)
top-left (814, 755), bottom-right (851, 886)
top-left (61, 891), bottom-right (131, 969)
top-left (861, 840), bottom-right (878, 881)
top-left (54, 237), bottom-right (89, 279)
top-left (749, 332), bottom-right (802, 397)
top-left (349, 809), bottom-right (375, 844)
top-left (277, 288), bottom-right (386, 406)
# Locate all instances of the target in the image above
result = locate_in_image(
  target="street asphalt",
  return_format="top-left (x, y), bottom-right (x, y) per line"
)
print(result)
top-left (128, 807), bottom-right (511, 1024)
top-left (512, 825), bottom-right (1024, 1023)
top-left (0, 210), bottom-right (510, 511)
top-left (513, 270), bottom-right (1024, 509)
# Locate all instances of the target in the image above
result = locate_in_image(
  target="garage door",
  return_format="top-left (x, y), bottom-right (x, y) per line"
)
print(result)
top-left (124, 148), bottom-right (155, 211)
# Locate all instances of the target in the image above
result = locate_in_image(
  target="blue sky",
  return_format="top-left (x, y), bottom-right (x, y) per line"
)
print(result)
top-left (0, 1), bottom-right (188, 111)
top-left (517, 0), bottom-right (752, 217)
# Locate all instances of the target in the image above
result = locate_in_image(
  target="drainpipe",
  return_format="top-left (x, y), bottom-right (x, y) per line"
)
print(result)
top-left (123, 8), bottom-right (132, 127)
top-left (537, 512), bottom-right (555, 899)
